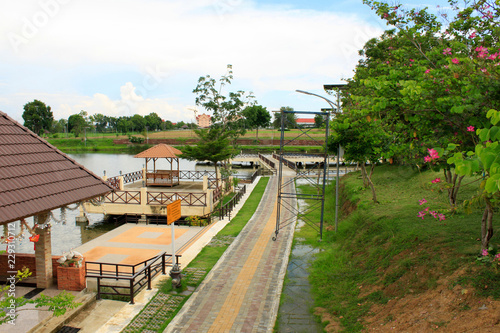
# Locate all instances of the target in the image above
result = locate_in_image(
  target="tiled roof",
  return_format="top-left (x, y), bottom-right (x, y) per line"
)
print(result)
top-left (296, 118), bottom-right (315, 124)
top-left (0, 111), bottom-right (113, 224)
top-left (134, 144), bottom-right (183, 159)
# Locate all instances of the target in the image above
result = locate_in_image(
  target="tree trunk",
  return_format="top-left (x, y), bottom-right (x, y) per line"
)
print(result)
top-left (443, 169), bottom-right (463, 207)
top-left (256, 128), bottom-right (258, 140)
top-left (361, 164), bottom-right (378, 203)
top-left (481, 198), bottom-right (494, 250)
top-left (361, 164), bottom-right (368, 188)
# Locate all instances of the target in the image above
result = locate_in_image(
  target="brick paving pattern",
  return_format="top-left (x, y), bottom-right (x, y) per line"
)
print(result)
top-left (166, 176), bottom-right (296, 333)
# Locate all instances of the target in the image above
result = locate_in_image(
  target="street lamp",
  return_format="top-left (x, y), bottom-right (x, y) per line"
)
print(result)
top-left (296, 85), bottom-right (346, 233)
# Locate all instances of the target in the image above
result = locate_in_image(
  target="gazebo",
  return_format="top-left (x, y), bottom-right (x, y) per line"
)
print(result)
top-left (134, 144), bottom-right (183, 187)
top-left (0, 111), bottom-right (113, 288)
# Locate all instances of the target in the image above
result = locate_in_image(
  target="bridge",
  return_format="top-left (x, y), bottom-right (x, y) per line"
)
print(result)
top-left (231, 153), bottom-right (348, 174)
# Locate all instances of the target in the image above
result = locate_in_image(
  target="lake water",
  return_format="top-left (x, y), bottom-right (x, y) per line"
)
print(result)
top-left (8, 153), bottom-right (254, 255)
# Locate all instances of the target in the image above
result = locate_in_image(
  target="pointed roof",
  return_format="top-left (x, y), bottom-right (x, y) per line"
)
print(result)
top-left (134, 143), bottom-right (182, 159)
top-left (0, 111), bottom-right (113, 225)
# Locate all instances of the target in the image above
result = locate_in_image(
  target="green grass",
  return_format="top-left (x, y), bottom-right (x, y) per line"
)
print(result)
top-left (295, 164), bottom-right (500, 332)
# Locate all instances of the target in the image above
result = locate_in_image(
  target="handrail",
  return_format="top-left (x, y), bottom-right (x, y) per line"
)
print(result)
top-left (105, 191), bottom-right (141, 204)
top-left (273, 153), bottom-right (297, 171)
top-left (85, 252), bottom-right (182, 304)
top-left (147, 192), bottom-right (207, 206)
top-left (258, 153), bottom-right (275, 169)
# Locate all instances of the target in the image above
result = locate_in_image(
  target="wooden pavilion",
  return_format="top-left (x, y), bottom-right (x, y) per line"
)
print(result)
top-left (134, 144), bottom-right (183, 187)
top-left (0, 111), bottom-right (113, 288)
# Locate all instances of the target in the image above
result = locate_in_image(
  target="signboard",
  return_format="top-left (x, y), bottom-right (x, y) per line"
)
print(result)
top-left (167, 199), bottom-right (182, 225)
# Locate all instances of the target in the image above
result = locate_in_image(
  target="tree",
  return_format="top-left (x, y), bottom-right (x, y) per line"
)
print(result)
top-left (130, 114), bottom-right (145, 132)
top-left (242, 105), bottom-right (271, 139)
top-left (193, 64), bottom-right (256, 142)
top-left (180, 127), bottom-right (238, 187)
top-left (273, 107), bottom-right (297, 129)
top-left (90, 113), bottom-right (109, 132)
top-left (330, 115), bottom-right (389, 203)
top-left (68, 112), bottom-right (88, 137)
top-left (0, 266), bottom-right (79, 325)
top-left (22, 100), bottom-right (53, 135)
top-left (144, 112), bottom-right (163, 131)
top-left (314, 112), bottom-right (326, 128)
top-left (357, 0), bottom-right (500, 248)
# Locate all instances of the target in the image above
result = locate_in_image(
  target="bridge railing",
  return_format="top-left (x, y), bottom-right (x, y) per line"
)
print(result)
top-left (272, 153), bottom-right (297, 171)
top-left (258, 153), bottom-right (275, 169)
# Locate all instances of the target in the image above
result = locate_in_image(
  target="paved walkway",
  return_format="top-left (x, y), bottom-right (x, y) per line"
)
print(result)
top-left (166, 176), bottom-right (296, 333)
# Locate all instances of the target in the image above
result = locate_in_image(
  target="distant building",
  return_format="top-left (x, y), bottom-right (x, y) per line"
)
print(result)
top-left (296, 118), bottom-right (315, 128)
top-left (196, 113), bottom-right (211, 128)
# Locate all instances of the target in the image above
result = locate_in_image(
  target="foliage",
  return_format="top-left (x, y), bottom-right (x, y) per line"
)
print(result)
top-left (68, 111), bottom-right (89, 137)
top-left (22, 100), bottom-right (53, 135)
top-left (272, 107), bottom-right (297, 129)
top-left (128, 135), bottom-right (145, 144)
top-left (0, 267), bottom-right (79, 325)
top-left (180, 127), bottom-right (238, 187)
top-left (242, 105), bottom-right (271, 139)
top-left (193, 64), bottom-right (256, 142)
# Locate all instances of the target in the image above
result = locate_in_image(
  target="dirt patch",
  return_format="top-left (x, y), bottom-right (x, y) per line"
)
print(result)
top-left (364, 268), bottom-right (500, 332)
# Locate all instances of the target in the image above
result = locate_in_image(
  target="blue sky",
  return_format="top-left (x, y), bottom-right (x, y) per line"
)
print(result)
top-left (0, 0), bottom-right (452, 124)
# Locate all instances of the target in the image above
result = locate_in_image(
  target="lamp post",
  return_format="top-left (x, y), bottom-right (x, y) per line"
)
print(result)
top-left (296, 85), bottom-right (346, 233)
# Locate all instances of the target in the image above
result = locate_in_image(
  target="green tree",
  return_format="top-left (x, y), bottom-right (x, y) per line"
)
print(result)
top-left (90, 113), bottom-right (109, 132)
top-left (314, 112), bottom-right (326, 128)
top-left (22, 100), bottom-right (53, 135)
top-left (242, 105), bottom-right (271, 139)
top-left (180, 127), bottom-right (237, 187)
top-left (0, 267), bottom-right (79, 325)
top-left (193, 64), bottom-right (256, 142)
top-left (144, 112), bottom-right (163, 131)
top-left (273, 107), bottom-right (297, 129)
top-left (130, 114), bottom-right (145, 132)
top-left (68, 112), bottom-right (88, 137)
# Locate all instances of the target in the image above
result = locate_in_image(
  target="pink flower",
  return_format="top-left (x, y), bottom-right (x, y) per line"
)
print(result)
top-left (495, 253), bottom-right (500, 261)
top-left (431, 178), bottom-right (441, 184)
top-left (451, 58), bottom-right (459, 64)
top-left (424, 156), bottom-right (432, 162)
top-left (410, 59), bottom-right (414, 62)
top-left (467, 126), bottom-right (475, 132)
top-left (419, 198), bottom-right (427, 205)
top-left (476, 46), bottom-right (489, 58)
top-left (482, 249), bottom-right (489, 256)
top-left (481, 68), bottom-right (488, 74)
top-left (438, 214), bottom-right (446, 221)
top-left (417, 211), bottom-right (426, 219)
top-left (443, 48), bottom-right (452, 55)
top-left (430, 211), bottom-right (438, 218)
top-left (488, 53), bottom-right (498, 60)
top-left (470, 31), bottom-right (476, 38)
top-left (428, 148), bottom-right (440, 159)
top-left (425, 69), bottom-right (431, 74)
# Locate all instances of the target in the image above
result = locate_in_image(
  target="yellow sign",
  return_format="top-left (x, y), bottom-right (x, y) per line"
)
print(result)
top-left (167, 199), bottom-right (182, 225)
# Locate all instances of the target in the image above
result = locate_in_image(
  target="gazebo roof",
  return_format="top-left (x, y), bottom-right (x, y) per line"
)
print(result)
top-left (0, 111), bottom-right (113, 225)
top-left (134, 144), bottom-right (182, 159)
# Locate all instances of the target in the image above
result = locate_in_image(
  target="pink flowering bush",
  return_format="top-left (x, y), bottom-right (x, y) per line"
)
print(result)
top-left (477, 246), bottom-right (500, 268)
top-left (417, 199), bottom-right (446, 221)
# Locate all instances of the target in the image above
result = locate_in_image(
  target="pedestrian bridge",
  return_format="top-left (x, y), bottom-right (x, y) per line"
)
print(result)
top-left (231, 153), bottom-right (346, 174)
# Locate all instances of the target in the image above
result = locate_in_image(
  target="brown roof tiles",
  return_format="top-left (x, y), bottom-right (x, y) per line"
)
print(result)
top-left (134, 143), bottom-right (182, 159)
top-left (0, 111), bottom-right (113, 224)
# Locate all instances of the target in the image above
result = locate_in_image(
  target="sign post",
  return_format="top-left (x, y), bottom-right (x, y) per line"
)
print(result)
top-left (167, 200), bottom-right (182, 287)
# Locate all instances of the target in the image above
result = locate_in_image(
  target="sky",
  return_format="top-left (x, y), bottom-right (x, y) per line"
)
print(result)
top-left (0, 0), bottom-right (453, 124)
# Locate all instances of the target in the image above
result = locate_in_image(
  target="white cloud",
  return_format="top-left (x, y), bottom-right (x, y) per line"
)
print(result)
top-left (0, 0), bottom-right (385, 120)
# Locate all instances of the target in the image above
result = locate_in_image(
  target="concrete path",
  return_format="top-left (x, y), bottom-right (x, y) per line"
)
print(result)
top-left (165, 176), bottom-right (296, 333)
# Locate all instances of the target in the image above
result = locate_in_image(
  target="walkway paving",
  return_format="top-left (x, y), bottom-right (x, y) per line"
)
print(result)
top-left (165, 176), bottom-right (296, 333)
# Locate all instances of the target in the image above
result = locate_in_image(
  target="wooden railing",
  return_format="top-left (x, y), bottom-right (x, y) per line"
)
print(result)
top-left (179, 170), bottom-right (216, 180)
top-left (147, 192), bottom-right (207, 206)
top-left (258, 153), bottom-right (275, 169)
top-left (105, 191), bottom-right (141, 204)
top-left (106, 177), bottom-right (120, 190)
top-left (273, 153), bottom-right (297, 171)
top-left (123, 170), bottom-right (143, 184)
top-left (237, 170), bottom-right (260, 184)
top-left (213, 186), bottom-right (222, 203)
top-left (85, 252), bottom-right (181, 304)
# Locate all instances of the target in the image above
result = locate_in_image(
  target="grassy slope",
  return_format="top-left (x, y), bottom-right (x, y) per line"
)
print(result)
top-left (297, 164), bottom-right (499, 331)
